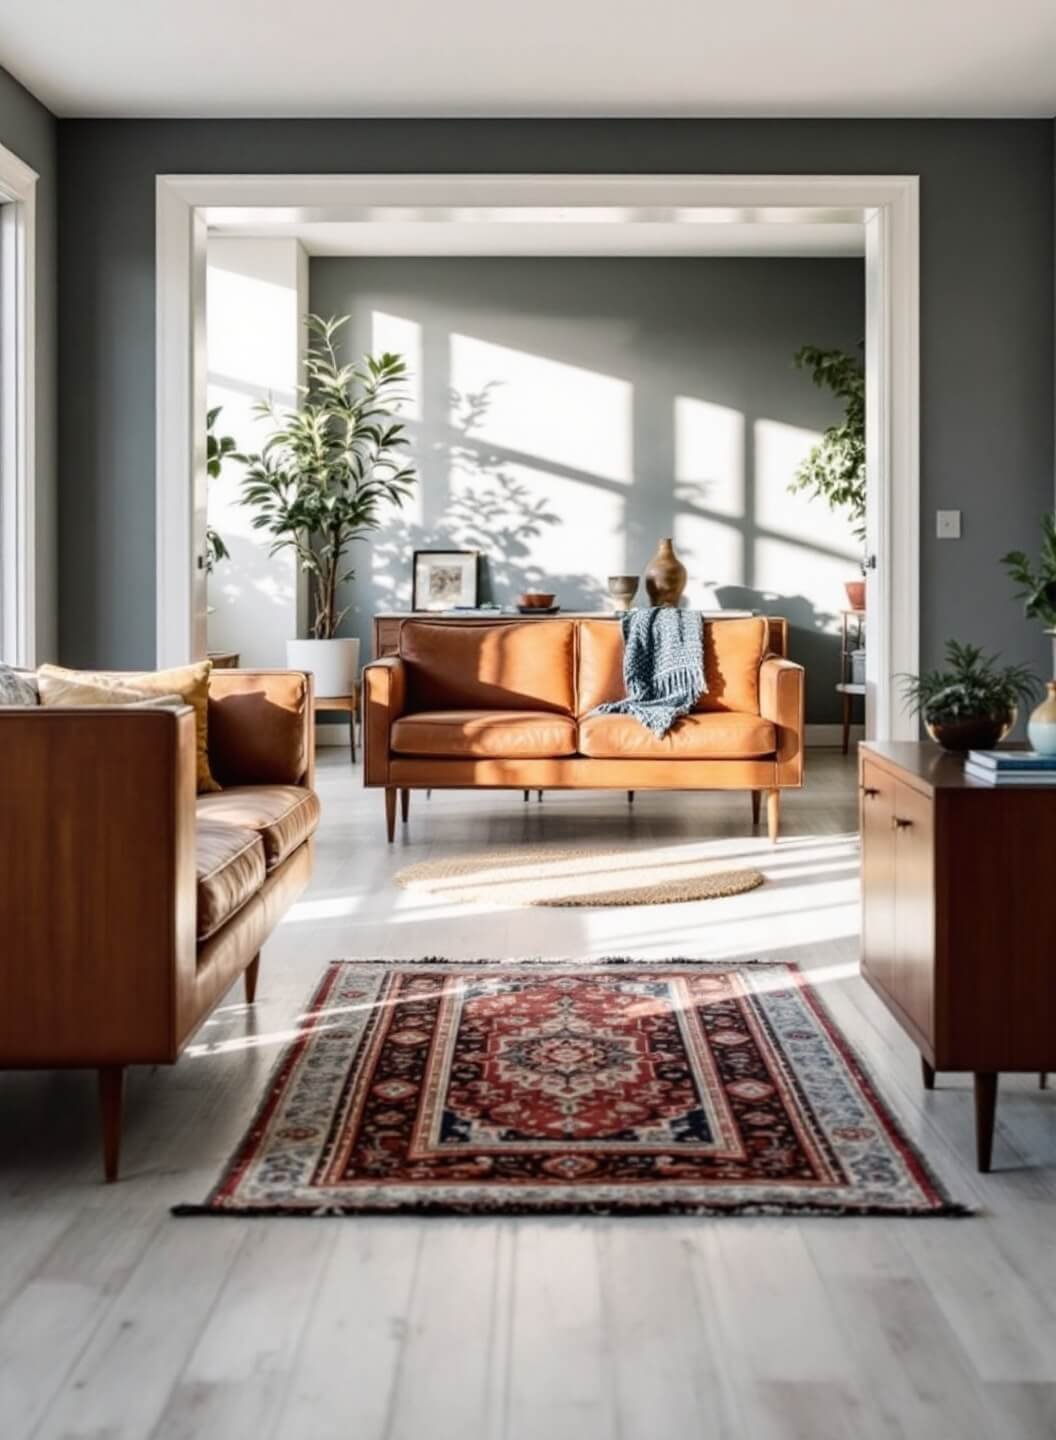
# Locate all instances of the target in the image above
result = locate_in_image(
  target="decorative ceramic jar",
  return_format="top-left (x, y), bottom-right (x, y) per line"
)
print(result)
top-left (1027, 682), bottom-right (1056, 755)
top-left (607, 575), bottom-right (639, 612)
top-left (644, 539), bottom-right (687, 607)
top-left (925, 709), bottom-right (1016, 752)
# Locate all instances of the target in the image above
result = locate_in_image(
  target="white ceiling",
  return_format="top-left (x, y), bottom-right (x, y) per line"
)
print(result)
top-left (6, 0), bottom-right (1056, 118)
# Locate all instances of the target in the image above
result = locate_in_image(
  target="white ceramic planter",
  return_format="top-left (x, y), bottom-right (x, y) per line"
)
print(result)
top-left (286, 638), bottom-right (360, 699)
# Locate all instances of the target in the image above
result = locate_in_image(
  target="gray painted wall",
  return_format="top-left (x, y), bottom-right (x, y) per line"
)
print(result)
top-left (57, 121), bottom-right (1053, 695)
top-left (0, 65), bottom-right (57, 660)
top-left (309, 255), bottom-right (864, 722)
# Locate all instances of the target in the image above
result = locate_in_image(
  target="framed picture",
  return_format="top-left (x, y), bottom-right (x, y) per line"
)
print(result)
top-left (412, 549), bottom-right (479, 612)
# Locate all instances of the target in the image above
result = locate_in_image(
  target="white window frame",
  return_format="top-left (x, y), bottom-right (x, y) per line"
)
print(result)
top-left (0, 140), bottom-right (37, 667)
top-left (156, 172), bottom-right (919, 740)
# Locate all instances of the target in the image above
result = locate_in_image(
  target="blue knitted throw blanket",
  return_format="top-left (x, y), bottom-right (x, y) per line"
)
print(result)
top-left (595, 607), bottom-right (706, 737)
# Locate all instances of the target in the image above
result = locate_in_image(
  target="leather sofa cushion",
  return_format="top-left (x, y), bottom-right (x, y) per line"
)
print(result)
top-left (208, 671), bottom-right (312, 786)
top-left (392, 710), bottom-right (578, 757)
top-left (578, 711), bottom-right (776, 759)
top-left (196, 785), bottom-right (321, 870)
top-left (196, 821), bottom-right (266, 940)
top-left (577, 617), bottom-right (769, 716)
top-left (399, 620), bottom-right (576, 715)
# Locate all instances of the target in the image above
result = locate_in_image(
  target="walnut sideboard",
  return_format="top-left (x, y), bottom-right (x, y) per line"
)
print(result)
top-left (859, 740), bottom-right (1056, 1171)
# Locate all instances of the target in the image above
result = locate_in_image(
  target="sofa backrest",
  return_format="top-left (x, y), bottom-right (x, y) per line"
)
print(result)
top-left (577, 615), bottom-right (772, 716)
top-left (399, 619), bottom-right (577, 714)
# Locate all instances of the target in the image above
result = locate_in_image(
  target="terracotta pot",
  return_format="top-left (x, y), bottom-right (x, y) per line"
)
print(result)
top-left (925, 710), bottom-right (1015, 752)
top-left (844, 579), bottom-right (866, 611)
top-left (644, 539), bottom-right (687, 607)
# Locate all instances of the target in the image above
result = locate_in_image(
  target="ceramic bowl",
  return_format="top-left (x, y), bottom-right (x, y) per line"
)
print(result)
top-left (518, 592), bottom-right (556, 609)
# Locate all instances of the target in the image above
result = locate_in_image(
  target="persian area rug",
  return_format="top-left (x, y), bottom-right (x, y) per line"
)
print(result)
top-left (394, 846), bottom-right (763, 907)
top-left (174, 960), bottom-right (968, 1219)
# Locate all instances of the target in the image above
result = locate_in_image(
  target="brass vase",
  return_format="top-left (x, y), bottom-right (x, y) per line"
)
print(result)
top-left (644, 538), bottom-right (687, 607)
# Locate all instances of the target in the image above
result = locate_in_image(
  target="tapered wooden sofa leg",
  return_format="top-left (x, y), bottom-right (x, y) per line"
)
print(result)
top-left (400, 788), bottom-right (410, 823)
top-left (244, 952), bottom-right (261, 1005)
top-left (766, 789), bottom-right (780, 844)
top-left (921, 1055), bottom-right (936, 1090)
top-left (751, 790), bottom-right (761, 825)
top-left (385, 787), bottom-right (397, 842)
top-left (98, 1065), bottom-right (125, 1183)
top-left (523, 790), bottom-right (530, 802)
top-left (627, 790), bottom-right (635, 805)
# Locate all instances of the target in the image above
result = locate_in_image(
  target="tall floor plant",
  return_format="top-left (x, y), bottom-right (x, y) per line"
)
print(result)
top-left (238, 314), bottom-right (417, 639)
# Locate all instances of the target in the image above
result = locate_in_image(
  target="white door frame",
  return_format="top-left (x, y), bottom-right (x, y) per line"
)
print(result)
top-left (156, 172), bottom-right (919, 739)
top-left (0, 140), bottom-right (37, 667)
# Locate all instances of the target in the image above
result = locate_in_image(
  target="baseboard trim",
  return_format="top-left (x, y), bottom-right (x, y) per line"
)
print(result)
top-left (806, 723), bottom-right (863, 748)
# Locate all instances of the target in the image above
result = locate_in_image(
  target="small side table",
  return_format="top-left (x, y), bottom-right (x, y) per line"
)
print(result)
top-left (836, 608), bottom-right (866, 754)
top-left (314, 688), bottom-right (361, 764)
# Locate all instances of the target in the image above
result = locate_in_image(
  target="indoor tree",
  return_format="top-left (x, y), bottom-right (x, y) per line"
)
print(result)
top-left (787, 344), bottom-right (866, 544)
top-left (204, 405), bottom-right (236, 573)
top-left (238, 314), bottom-right (417, 638)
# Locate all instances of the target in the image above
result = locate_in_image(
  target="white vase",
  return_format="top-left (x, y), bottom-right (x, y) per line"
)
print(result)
top-left (285, 638), bottom-right (360, 699)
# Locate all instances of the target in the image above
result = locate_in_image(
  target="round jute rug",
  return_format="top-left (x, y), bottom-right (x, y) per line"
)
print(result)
top-left (394, 846), bottom-right (764, 908)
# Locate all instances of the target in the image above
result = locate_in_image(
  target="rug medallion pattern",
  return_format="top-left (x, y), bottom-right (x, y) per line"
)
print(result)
top-left (181, 960), bottom-right (966, 1217)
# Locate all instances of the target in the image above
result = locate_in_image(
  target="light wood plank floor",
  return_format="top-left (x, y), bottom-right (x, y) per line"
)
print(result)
top-left (2, 750), bottom-right (1056, 1440)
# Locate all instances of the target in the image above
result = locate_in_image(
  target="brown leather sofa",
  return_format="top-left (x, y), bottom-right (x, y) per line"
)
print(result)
top-left (0, 669), bottom-right (319, 1180)
top-left (365, 616), bottom-right (804, 841)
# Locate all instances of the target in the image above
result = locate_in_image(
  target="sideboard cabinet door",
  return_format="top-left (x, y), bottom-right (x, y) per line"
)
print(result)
top-left (860, 759), bottom-right (896, 998)
top-left (891, 779), bottom-right (935, 1046)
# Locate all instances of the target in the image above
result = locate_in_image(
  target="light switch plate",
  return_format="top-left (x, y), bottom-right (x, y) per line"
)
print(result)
top-left (936, 509), bottom-right (961, 539)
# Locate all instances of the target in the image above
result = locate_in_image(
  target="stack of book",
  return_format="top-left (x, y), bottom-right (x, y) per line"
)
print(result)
top-left (964, 750), bottom-right (1056, 785)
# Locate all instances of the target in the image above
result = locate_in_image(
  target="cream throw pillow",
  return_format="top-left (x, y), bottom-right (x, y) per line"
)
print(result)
top-left (36, 661), bottom-right (220, 792)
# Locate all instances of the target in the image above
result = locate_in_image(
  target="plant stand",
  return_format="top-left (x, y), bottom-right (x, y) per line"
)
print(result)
top-left (836, 607), bottom-right (866, 754)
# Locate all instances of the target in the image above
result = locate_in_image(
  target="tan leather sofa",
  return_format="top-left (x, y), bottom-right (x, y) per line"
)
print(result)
top-left (365, 616), bottom-right (804, 841)
top-left (0, 669), bottom-right (319, 1180)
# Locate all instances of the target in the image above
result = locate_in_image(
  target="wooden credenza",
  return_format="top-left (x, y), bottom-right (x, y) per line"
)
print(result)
top-left (859, 741), bottom-right (1056, 1171)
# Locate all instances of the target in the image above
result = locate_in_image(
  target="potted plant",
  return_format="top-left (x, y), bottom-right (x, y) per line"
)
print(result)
top-left (788, 345), bottom-right (866, 609)
top-left (900, 640), bottom-right (1038, 751)
top-left (1002, 512), bottom-right (1056, 751)
top-left (238, 314), bottom-right (417, 698)
top-left (204, 405), bottom-right (236, 575)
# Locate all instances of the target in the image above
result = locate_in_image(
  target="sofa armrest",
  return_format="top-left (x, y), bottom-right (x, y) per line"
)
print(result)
top-left (0, 706), bottom-right (198, 1065)
top-left (208, 669), bottom-right (315, 788)
top-left (760, 656), bottom-right (805, 786)
top-left (363, 656), bottom-right (406, 786)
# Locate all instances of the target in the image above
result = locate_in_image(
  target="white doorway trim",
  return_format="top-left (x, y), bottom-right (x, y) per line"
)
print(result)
top-left (156, 172), bottom-right (919, 740)
top-left (0, 139), bottom-right (37, 667)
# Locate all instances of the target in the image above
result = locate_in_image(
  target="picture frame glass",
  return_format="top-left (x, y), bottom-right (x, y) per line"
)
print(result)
top-left (413, 551), bottom-right (478, 611)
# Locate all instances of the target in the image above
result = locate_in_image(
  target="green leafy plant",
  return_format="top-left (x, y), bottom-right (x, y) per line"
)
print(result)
top-left (788, 345), bottom-right (866, 544)
top-left (1002, 513), bottom-right (1056, 628)
top-left (237, 314), bottom-right (417, 639)
top-left (205, 406), bottom-right (236, 574)
top-left (900, 640), bottom-right (1038, 726)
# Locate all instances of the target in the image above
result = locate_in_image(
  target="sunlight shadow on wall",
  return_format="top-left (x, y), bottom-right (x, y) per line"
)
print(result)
top-left (673, 396), bottom-right (746, 607)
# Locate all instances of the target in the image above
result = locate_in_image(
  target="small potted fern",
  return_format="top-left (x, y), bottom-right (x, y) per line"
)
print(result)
top-left (900, 641), bottom-right (1039, 751)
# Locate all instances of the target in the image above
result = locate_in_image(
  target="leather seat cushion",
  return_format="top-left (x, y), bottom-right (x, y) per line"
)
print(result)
top-left (399, 620), bottom-right (576, 714)
top-left (577, 616), bottom-right (769, 715)
top-left (196, 821), bottom-right (266, 940)
top-left (196, 785), bottom-right (320, 870)
top-left (578, 711), bottom-right (776, 759)
top-left (392, 710), bottom-right (578, 757)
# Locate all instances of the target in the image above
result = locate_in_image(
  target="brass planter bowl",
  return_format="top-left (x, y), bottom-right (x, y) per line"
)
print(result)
top-left (925, 709), bottom-right (1015, 752)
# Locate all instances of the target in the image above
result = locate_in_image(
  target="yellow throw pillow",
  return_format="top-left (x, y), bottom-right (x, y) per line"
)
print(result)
top-left (36, 660), bottom-right (220, 792)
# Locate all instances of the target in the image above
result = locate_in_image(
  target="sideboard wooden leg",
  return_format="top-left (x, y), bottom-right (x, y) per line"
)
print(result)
top-left (921, 1056), bottom-right (936, 1090)
top-left (1041, 1073), bottom-right (1049, 1090)
top-left (244, 952), bottom-right (260, 1004)
top-left (974, 1072), bottom-right (998, 1172)
top-left (766, 789), bottom-right (780, 844)
top-left (384, 788), bottom-right (397, 842)
top-left (400, 788), bottom-right (410, 823)
top-left (98, 1065), bottom-right (125, 1183)
top-left (751, 790), bottom-right (761, 825)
